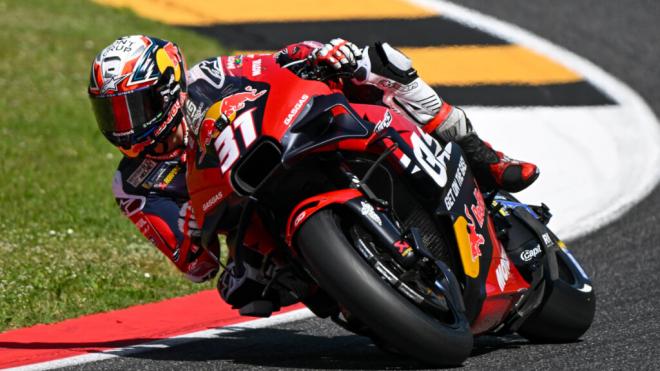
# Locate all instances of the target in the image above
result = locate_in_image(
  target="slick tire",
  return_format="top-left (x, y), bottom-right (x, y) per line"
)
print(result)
top-left (297, 210), bottom-right (473, 366)
top-left (518, 257), bottom-right (596, 343)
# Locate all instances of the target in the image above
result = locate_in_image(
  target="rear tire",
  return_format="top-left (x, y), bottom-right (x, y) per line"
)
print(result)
top-left (518, 250), bottom-right (596, 342)
top-left (297, 210), bottom-right (472, 366)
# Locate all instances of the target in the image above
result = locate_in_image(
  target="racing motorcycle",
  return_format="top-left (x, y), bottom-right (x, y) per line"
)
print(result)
top-left (185, 57), bottom-right (596, 366)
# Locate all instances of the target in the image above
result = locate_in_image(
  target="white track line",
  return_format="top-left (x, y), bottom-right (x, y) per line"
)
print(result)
top-left (5, 308), bottom-right (315, 371)
top-left (410, 0), bottom-right (660, 240)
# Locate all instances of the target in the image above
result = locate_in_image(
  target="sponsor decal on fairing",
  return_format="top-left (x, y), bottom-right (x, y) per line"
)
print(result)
top-left (219, 86), bottom-right (266, 121)
top-left (496, 246), bottom-right (511, 292)
top-left (226, 55), bottom-right (243, 69)
top-left (393, 240), bottom-right (413, 257)
top-left (463, 188), bottom-right (487, 262)
top-left (284, 94), bottom-right (310, 126)
top-left (471, 188), bottom-right (486, 228)
top-left (410, 132), bottom-right (452, 187)
top-left (202, 191), bottom-right (224, 212)
top-left (196, 85), bottom-right (264, 165)
top-left (374, 110), bottom-right (393, 133)
top-left (443, 156), bottom-right (467, 210)
top-left (213, 109), bottom-right (258, 173)
top-left (542, 232), bottom-right (554, 246)
top-left (293, 210), bottom-right (307, 227)
top-left (251, 59), bottom-right (262, 76)
top-left (464, 206), bottom-right (485, 261)
top-left (520, 245), bottom-right (542, 262)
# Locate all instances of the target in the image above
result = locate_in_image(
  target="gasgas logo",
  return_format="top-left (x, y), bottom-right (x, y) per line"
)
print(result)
top-left (284, 94), bottom-right (309, 126)
top-left (202, 191), bottom-right (224, 212)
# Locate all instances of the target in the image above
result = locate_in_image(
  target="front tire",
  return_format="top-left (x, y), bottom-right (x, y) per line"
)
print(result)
top-left (297, 210), bottom-right (472, 366)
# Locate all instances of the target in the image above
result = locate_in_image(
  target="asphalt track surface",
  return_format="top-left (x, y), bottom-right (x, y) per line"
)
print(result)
top-left (64, 1), bottom-right (660, 370)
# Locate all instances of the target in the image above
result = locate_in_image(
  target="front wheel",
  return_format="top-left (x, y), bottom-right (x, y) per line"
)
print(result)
top-left (297, 210), bottom-right (472, 366)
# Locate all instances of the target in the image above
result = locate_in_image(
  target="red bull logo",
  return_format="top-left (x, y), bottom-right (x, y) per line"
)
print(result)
top-left (196, 86), bottom-right (266, 160)
top-left (464, 204), bottom-right (485, 261)
top-left (197, 115), bottom-right (220, 157)
top-left (219, 86), bottom-right (266, 121)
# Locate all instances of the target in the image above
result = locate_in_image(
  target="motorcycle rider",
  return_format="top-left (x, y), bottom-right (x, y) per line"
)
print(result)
top-left (88, 35), bottom-right (538, 308)
top-left (88, 36), bottom-right (220, 283)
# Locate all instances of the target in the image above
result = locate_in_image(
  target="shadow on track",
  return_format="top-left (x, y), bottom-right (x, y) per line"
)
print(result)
top-left (122, 327), bottom-right (420, 370)
top-left (104, 326), bottom-right (531, 370)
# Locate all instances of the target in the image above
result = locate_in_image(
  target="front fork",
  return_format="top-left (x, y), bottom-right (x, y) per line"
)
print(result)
top-left (342, 197), bottom-right (468, 326)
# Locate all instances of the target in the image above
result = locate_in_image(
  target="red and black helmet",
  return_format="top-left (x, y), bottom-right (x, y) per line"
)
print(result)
top-left (88, 35), bottom-right (187, 157)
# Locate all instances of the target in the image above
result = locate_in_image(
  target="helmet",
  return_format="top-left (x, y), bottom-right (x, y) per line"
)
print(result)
top-left (88, 35), bottom-right (187, 158)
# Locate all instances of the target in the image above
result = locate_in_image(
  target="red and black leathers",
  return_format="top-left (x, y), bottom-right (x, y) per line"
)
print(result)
top-left (112, 152), bottom-right (219, 283)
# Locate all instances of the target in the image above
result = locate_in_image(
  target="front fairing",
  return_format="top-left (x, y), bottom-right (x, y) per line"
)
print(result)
top-left (280, 93), bottom-right (372, 166)
top-left (186, 64), bottom-right (365, 244)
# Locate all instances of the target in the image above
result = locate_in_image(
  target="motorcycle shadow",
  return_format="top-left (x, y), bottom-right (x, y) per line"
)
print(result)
top-left (472, 334), bottom-right (528, 357)
top-left (120, 325), bottom-right (529, 369)
top-left (123, 326), bottom-right (425, 370)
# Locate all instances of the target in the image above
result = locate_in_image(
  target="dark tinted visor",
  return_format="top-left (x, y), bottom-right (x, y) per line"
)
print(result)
top-left (90, 86), bottom-right (166, 145)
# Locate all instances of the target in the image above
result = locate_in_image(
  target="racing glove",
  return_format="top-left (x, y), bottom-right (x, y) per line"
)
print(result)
top-left (311, 38), bottom-right (363, 72)
top-left (177, 201), bottom-right (220, 282)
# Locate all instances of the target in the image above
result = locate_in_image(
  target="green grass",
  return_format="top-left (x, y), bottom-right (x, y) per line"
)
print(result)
top-left (0, 0), bottom-right (227, 331)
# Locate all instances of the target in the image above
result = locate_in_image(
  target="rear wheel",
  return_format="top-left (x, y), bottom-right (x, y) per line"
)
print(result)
top-left (297, 209), bottom-right (472, 366)
top-left (517, 248), bottom-right (596, 342)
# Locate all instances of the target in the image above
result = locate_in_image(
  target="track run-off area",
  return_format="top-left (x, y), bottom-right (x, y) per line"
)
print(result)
top-left (2, 0), bottom-right (659, 369)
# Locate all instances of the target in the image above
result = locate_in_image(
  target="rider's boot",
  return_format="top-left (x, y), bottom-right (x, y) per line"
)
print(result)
top-left (354, 42), bottom-right (539, 193)
top-left (423, 107), bottom-right (540, 192)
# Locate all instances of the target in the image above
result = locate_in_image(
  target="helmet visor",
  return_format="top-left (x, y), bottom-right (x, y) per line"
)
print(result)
top-left (90, 86), bottom-right (167, 147)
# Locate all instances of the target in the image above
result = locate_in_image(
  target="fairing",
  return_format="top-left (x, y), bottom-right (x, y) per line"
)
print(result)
top-left (186, 59), bottom-right (537, 334)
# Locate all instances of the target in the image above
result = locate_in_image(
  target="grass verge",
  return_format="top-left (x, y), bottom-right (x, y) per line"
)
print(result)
top-left (0, 0), bottom-right (226, 331)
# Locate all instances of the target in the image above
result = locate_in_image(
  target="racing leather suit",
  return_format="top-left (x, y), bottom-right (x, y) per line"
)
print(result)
top-left (112, 153), bottom-right (219, 283)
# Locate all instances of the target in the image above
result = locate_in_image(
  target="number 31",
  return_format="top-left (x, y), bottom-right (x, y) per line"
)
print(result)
top-left (213, 109), bottom-right (257, 173)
